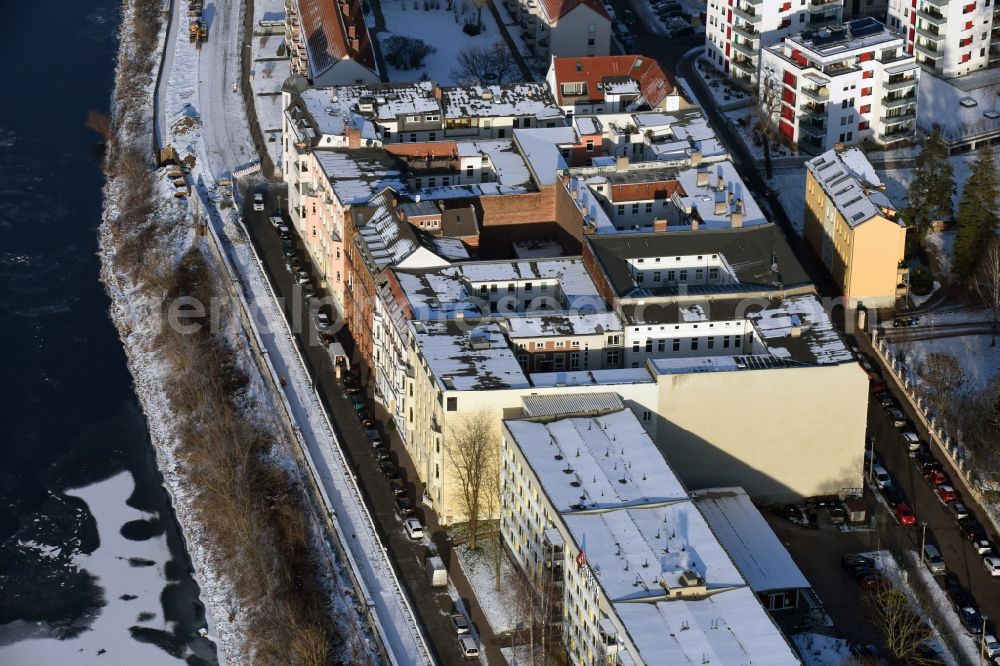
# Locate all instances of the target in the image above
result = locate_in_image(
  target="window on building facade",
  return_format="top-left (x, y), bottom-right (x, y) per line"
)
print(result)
top-left (672, 339), bottom-right (680, 352)
top-left (447, 397), bottom-right (457, 411)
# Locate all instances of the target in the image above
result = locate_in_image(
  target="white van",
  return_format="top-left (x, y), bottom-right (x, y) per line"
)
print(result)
top-left (872, 464), bottom-right (891, 489)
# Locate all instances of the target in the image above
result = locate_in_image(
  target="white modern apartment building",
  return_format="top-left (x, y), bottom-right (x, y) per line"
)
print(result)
top-left (499, 402), bottom-right (802, 666)
top-left (705, 0), bottom-right (844, 90)
top-left (760, 17), bottom-right (919, 154)
top-left (887, 0), bottom-right (1000, 77)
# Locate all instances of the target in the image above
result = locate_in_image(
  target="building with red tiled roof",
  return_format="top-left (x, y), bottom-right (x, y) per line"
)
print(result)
top-left (286, 0), bottom-right (380, 86)
top-left (546, 55), bottom-right (681, 116)
top-left (502, 0), bottom-right (610, 60)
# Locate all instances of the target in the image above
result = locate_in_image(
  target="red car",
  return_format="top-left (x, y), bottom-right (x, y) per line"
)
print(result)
top-left (894, 502), bottom-right (916, 526)
top-left (924, 470), bottom-right (949, 487)
top-left (937, 485), bottom-right (959, 504)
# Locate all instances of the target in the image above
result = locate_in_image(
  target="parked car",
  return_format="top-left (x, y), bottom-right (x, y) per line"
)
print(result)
top-left (389, 477), bottom-right (407, 497)
top-left (350, 394), bottom-right (367, 411)
top-left (960, 606), bottom-right (985, 634)
top-left (378, 459), bottom-right (396, 476)
top-left (946, 577), bottom-right (974, 610)
top-left (872, 463), bottom-right (891, 489)
top-left (403, 517), bottom-right (424, 540)
top-left (252, 192), bottom-right (265, 211)
top-left (985, 556), bottom-right (1000, 577)
top-left (343, 377), bottom-right (361, 394)
top-left (293, 270), bottom-right (310, 285)
top-left (315, 311), bottom-right (332, 330)
top-left (281, 240), bottom-right (296, 258)
top-left (358, 410), bottom-right (375, 426)
top-left (937, 485), bottom-right (959, 504)
top-left (366, 428), bottom-right (383, 447)
top-left (269, 215), bottom-right (283, 228)
top-left (276, 223), bottom-right (291, 238)
top-left (915, 450), bottom-right (942, 473)
top-left (458, 635), bottom-right (480, 659)
top-left (300, 282), bottom-right (315, 300)
top-left (374, 447), bottom-right (391, 462)
top-left (885, 407), bottom-right (907, 427)
top-left (982, 634), bottom-right (1000, 659)
top-left (842, 554), bottom-right (876, 570)
top-left (286, 257), bottom-right (303, 273)
top-left (899, 430), bottom-right (921, 451)
top-left (923, 544), bottom-right (946, 575)
top-left (960, 520), bottom-right (992, 555)
top-left (396, 495), bottom-right (415, 516)
top-left (451, 612), bottom-right (471, 635)
top-left (883, 484), bottom-right (904, 507)
top-left (892, 315), bottom-right (919, 328)
top-left (894, 502), bottom-right (916, 526)
top-left (876, 391), bottom-right (894, 408)
top-left (950, 501), bottom-right (971, 522)
top-left (923, 469), bottom-right (949, 488)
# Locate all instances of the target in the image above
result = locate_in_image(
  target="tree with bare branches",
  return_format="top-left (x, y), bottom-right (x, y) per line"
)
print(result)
top-left (917, 352), bottom-right (967, 423)
top-left (976, 237), bottom-right (1000, 346)
top-left (446, 410), bottom-right (497, 550)
top-left (451, 42), bottom-right (520, 86)
top-left (865, 586), bottom-right (935, 663)
top-left (755, 68), bottom-right (784, 179)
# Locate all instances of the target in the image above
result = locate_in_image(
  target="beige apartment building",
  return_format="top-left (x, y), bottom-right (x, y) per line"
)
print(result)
top-left (804, 148), bottom-right (907, 308)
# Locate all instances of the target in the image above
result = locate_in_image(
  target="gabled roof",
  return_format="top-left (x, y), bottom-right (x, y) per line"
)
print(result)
top-left (539, 0), bottom-right (611, 24)
top-left (298, 0), bottom-right (376, 80)
top-left (551, 55), bottom-right (673, 108)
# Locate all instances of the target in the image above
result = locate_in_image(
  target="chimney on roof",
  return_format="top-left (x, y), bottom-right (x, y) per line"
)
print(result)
top-left (391, 197), bottom-right (399, 209)
top-left (696, 167), bottom-right (708, 188)
top-left (346, 125), bottom-right (361, 149)
top-left (690, 217), bottom-right (698, 231)
top-left (834, 141), bottom-right (845, 152)
top-left (348, 25), bottom-right (357, 38)
top-left (615, 156), bottom-right (629, 173)
top-left (350, 37), bottom-right (360, 50)
top-left (437, 199), bottom-right (446, 212)
top-left (340, 0), bottom-right (350, 15)
top-left (690, 149), bottom-right (702, 167)
top-left (434, 86), bottom-right (442, 100)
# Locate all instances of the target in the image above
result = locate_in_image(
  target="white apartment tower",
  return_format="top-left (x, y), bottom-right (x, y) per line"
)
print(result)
top-left (887, 0), bottom-right (1000, 77)
top-left (705, 0), bottom-right (844, 89)
top-left (760, 17), bottom-right (919, 153)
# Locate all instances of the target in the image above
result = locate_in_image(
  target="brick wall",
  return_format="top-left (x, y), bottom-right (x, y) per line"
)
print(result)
top-left (582, 239), bottom-right (618, 310)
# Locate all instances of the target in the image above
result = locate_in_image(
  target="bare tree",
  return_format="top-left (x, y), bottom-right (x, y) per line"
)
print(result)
top-left (451, 42), bottom-right (520, 86)
top-left (446, 410), bottom-right (496, 550)
top-left (917, 352), bottom-right (967, 424)
top-left (976, 237), bottom-right (1000, 346)
top-left (482, 450), bottom-right (503, 589)
top-left (865, 586), bottom-right (935, 663)
top-left (755, 68), bottom-right (784, 180)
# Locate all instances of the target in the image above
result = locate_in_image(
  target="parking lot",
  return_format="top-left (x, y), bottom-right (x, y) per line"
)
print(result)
top-left (243, 183), bottom-right (493, 664)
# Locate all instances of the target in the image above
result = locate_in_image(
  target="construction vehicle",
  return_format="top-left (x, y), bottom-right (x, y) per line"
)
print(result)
top-left (189, 20), bottom-right (208, 46)
top-left (188, 0), bottom-right (202, 16)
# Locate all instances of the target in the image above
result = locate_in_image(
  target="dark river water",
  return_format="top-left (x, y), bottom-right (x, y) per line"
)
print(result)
top-left (0, 1), bottom-right (217, 664)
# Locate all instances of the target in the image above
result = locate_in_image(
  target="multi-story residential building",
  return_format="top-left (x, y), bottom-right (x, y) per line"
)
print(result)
top-left (499, 402), bottom-right (802, 665)
top-left (545, 55), bottom-right (683, 116)
top-left (704, 0), bottom-right (844, 90)
top-left (887, 0), bottom-right (1000, 77)
top-left (504, 0), bottom-right (612, 59)
top-left (843, 0), bottom-right (888, 20)
top-left (759, 17), bottom-right (919, 154)
top-left (804, 148), bottom-right (907, 308)
top-left (285, 0), bottom-right (380, 86)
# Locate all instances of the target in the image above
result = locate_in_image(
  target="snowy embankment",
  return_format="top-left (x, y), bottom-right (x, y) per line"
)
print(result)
top-left (97, 1), bottom-right (240, 661)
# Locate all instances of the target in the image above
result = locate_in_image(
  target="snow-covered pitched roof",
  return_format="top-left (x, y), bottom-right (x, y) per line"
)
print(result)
top-left (691, 487), bottom-right (811, 593)
top-left (412, 321), bottom-right (529, 391)
top-left (315, 150), bottom-right (406, 205)
top-left (674, 161), bottom-right (767, 229)
top-left (806, 149), bottom-right (900, 229)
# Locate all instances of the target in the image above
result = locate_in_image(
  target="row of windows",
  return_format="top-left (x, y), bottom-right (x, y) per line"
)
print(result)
top-left (632, 335), bottom-right (735, 352)
top-left (636, 267), bottom-right (720, 283)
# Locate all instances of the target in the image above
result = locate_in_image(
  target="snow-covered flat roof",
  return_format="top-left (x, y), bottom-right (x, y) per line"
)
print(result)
top-left (616, 587), bottom-right (800, 666)
top-left (504, 312), bottom-right (622, 338)
top-left (675, 161), bottom-right (767, 229)
top-left (692, 487), bottom-right (811, 593)
top-left (529, 368), bottom-right (654, 387)
top-left (469, 140), bottom-right (532, 188)
top-left (504, 410), bottom-right (799, 666)
top-left (412, 321), bottom-right (530, 391)
top-left (806, 149), bottom-right (899, 229)
top-left (917, 70), bottom-right (1000, 145)
top-left (513, 127), bottom-right (576, 185)
top-left (314, 150), bottom-right (405, 205)
top-left (506, 411), bottom-right (688, 514)
top-left (748, 294), bottom-right (854, 365)
top-left (443, 82), bottom-right (563, 119)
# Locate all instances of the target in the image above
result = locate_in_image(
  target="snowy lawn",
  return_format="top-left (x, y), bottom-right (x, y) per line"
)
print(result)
top-left (925, 229), bottom-right (956, 278)
top-left (723, 107), bottom-right (765, 161)
top-left (890, 333), bottom-right (1000, 393)
top-left (694, 57), bottom-right (754, 110)
top-left (861, 550), bottom-right (975, 666)
top-left (249, 0), bottom-right (288, 170)
top-left (768, 168), bottom-right (808, 236)
top-left (454, 540), bottom-right (521, 634)
top-left (378, 0), bottom-right (503, 85)
top-left (790, 633), bottom-right (852, 666)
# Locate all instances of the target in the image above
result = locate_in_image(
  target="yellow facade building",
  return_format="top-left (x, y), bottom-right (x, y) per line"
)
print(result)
top-left (804, 148), bottom-right (907, 309)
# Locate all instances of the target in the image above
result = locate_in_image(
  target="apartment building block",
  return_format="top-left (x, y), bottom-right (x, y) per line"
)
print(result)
top-left (499, 403), bottom-right (802, 665)
top-left (545, 55), bottom-right (682, 116)
top-left (502, 0), bottom-right (612, 59)
top-left (285, 0), bottom-right (380, 86)
top-left (804, 148), bottom-right (907, 307)
top-left (759, 18), bottom-right (919, 154)
top-left (887, 0), bottom-right (1000, 77)
top-left (704, 0), bottom-right (844, 89)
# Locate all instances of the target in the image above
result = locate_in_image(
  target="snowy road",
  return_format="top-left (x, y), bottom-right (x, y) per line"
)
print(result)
top-left (156, 1), bottom-right (433, 663)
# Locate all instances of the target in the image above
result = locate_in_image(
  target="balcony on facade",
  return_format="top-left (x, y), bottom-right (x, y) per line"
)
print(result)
top-left (800, 100), bottom-right (827, 118)
top-left (800, 83), bottom-right (830, 102)
top-left (921, 0), bottom-right (949, 6)
top-left (733, 3), bottom-right (762, 22)
top-left (810, 12), bottom-right (840, 27)
top-left (733, 22), bottom-right (760, 40)
top-left (883, 109), bottom-right (917, 124)
top-left (916, 5), bottom-right (948, 24)
top-left (882, 91), bottom-right (916, 109)
top-left (798, 131), bottom-right (824, 153)
top-left (732, 38), bottom-right (757, 57)
top-left (808, 0), bottom-right (840, 9)
top-left (732, 55), bottom-right (757, 75)
top-left (885, 74), bottom-right (918, 91)
top-left (878, 49), bottom-right (910, 64)
top-left (823, 60), bottom-right (860, 76)
top-left (798, 114), bottom-right (827, 137)
top-left (915, 24), bottom-right (946, 42)
top-left (879, 124), bottom-right (915, 142)
top-left (991, 43), bottom-right (1000, 63)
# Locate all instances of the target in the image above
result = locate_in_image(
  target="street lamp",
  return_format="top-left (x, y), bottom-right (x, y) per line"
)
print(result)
top-left (919, 522), bottom-right (928, 564)
top-left (981, 615), bottom-right (989, 666)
